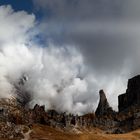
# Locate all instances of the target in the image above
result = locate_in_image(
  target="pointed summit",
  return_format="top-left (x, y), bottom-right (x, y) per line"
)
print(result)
top-left (95, 90), bottom-right (113, 116)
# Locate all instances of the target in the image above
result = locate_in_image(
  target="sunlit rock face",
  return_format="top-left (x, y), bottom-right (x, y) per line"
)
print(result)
top-left (118, 75), bottom-right (140, 112)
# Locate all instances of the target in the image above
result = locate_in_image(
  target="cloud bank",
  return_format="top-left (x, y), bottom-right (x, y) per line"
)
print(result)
top-left (33, 0), bottom-right (140, 75)
top-left (1, 1), bottom-right (140, 114)
top-left (32, 0), bottom-right (140, 109)
top-left (0, 5), bottom-right (101, 114)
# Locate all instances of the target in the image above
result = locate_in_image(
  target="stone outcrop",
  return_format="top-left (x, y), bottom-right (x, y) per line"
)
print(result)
top-left (2, 75), bottom-right (140, 139)
top-left (116, 75), bottom-right (140, 132)
top-left (118, 75), bottom-right (140, 112)
top-left (95, 90), bottom-right (114, 116)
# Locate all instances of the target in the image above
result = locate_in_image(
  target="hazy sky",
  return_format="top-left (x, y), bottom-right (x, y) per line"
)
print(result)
top-left (0, 1), bottom-right (140, 114)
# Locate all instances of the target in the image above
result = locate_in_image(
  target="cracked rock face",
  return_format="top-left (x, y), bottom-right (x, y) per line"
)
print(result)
top-left (118, 75), bottom-right (140, 112)
top-left (95, 90), bottom-right (113, 116)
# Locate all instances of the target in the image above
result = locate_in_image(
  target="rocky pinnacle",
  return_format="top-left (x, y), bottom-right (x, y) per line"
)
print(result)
top-left (95, 90), bottom-right (113, 116)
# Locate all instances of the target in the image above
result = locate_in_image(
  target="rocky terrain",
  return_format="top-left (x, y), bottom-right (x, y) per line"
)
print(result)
top-left (27, 124), bottom-right (140, 140)
top-left (1, 75), bottom-right (140, 139)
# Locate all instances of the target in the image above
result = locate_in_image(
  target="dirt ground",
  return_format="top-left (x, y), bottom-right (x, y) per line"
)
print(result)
top-left (28, 124), bottom-right (140, 140)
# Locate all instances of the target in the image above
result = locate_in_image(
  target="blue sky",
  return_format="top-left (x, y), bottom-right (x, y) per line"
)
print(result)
top-left (0, 1), bottom-right (47, 45)
top-left (0, 0), bottom-right (45, 20)
top-left (0, 0), bottom-right (33, 13)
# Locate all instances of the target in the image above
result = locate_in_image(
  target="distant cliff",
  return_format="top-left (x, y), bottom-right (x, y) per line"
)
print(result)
top-left (118, 75), bottom-right (140, 112)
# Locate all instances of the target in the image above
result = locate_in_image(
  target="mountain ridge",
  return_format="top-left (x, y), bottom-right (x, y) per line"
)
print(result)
top-left (1, 75), bottom-right (140, 139)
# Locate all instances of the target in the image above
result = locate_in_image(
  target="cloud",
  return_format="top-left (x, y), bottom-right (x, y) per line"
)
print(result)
top-left (33, 0), bottom-right (124, 20)
top-left (33, 0), bottom-right (140, 19)
top-left (0, 5), bottom-right (35, 98)
top-left (0, 5), bottom-right (35, 45)
top-left (32, 0), bottom-right (140, 110)
top-left (2, 2), bottom-right (140, 114)
top-left (0, 5), bottom-right (101, 114)
top-left (32, 0), bottom-right (140, 74)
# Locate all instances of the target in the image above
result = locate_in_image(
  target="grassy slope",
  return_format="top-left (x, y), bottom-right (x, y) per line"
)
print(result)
top-left (29, 124), bottom-right (140, 140)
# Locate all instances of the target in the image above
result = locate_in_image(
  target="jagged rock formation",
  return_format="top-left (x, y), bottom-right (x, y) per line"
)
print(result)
top-left (2, 75), bottom-right (140, 139)
top-left (95, 90), bottom-right (114, 116)
top-left (118, 75), bottom-right (140, 112)
top-left (94, 90), bottom-right (119, 133)
top-left (116, 75), bottom-right (140, 132)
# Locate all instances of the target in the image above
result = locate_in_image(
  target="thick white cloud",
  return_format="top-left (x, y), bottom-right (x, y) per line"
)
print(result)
top-left (0, 5), bottom-right (97, 114)
top-left (0, 5), bottom-right (35, 98)
top-left (0, 5), bottom-right (130, 114)
top-left (0, 5), bottom-right (35, 45)
top-left (32, 0), bottom-right (140, 111)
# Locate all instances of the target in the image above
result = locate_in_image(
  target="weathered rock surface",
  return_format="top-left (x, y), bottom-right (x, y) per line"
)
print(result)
top-left (95, 90), bottom-right (114, 116)
top-left (118, 75), bottom-right (140, 112)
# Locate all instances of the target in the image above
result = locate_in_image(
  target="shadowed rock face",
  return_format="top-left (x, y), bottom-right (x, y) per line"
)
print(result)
top-left (118, 75), bottom-right (140, 112)
top-left (95, 90), bottom-right (113, 116)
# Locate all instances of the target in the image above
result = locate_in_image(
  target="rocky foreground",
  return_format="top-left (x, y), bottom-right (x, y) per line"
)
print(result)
top-left (25, 124), bottom-right (140, 140)
top-left (1, 75), bottom-right (140, 139)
